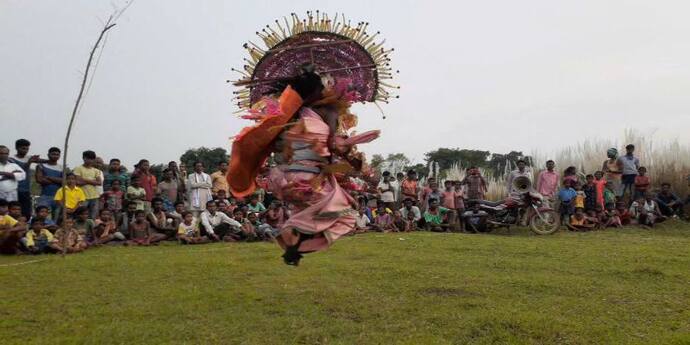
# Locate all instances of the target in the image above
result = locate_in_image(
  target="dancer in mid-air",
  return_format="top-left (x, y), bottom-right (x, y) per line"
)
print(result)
top-left (227, 12), bottom-right (398, 265)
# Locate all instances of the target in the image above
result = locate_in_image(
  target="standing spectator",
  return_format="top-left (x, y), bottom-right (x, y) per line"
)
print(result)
top-left (400, 170), bottom-right (420, 202)
top-left (126, 175), bottom-right (147, 211)
top-left (506, 159), bottom-right (531, 194)
top-left (188, 162), bottom-right (213, 216)
top-left (558, 180), bottom-right (577, 223)
top-left (536, 160), bottom-right (560, 199)
top-left (593, 171), bottom-right (607, 210)
top-left (210, 161), bottom-right (229, 197)
top-left (133, 159), bottom-right (157, 211)
top-left (103, 158), bottom-right (129, 192)
top-left (634, 167), bottom-right (650, 201)
top-left (462, 167), bottom-right (487, 201)
top-left (602, 148), bottom-right (623, 198)
top-left (377, 171), bottom-right (396, 210)
top-left (619, 144), bottom-right (640, 199)
top-left (562, 166), bottom-right (579, 187)
top-left (0, 145), bottom-right (26, 203)
top-left (35, 147), bottom-right (63, 219)
top-left (395, 172), bottom-right (405, 207)
top-left (9, 139), bottom-right (40, 218)
top-left (583, 174), bottom-right (597, 213)
top-left (53, 173), bottom-right (86, 219)
top-left (168, 161), bottom-right (186, 203)
top-left (73, 150), bottom-right (103, 219)
top-left (157, 168), bottom-right (179, 209)
top-left (656, 182), bottom-right (683, 218)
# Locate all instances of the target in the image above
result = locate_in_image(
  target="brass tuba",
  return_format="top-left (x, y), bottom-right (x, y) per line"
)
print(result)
top-left (512, 175), bottom-right (532, 194)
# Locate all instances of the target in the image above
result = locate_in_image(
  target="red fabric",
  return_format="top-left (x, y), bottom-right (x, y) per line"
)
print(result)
top-left (227, 86), bottom-right (303, 198)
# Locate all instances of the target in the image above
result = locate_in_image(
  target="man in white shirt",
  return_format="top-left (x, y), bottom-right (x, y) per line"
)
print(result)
top-left (506, 159), bottom-right (532, 194)
top-left (377, 171), bottom-right (396, 210)
top-left (0, 145), bottom-right (26, 202)
top-left (399, 198), bottom-right (421, 222)
top-left (200, 200), bottom-right (241, 241)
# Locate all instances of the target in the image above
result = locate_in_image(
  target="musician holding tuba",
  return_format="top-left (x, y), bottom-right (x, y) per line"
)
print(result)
top-left (506, 159), bottom-right (533, 195)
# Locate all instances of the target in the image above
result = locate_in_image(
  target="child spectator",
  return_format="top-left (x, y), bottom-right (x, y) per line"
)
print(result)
top-left (372, 201), bottom-right (394, 232)
top-left (21, 219), bottom-right (54, 254)
top-left (73, 207), bottom-right (95, 241)
top-left (424, 181), bottom-right (443, 211)
top-left (128, 210), bottom-right (154, 246)
top-left (100, 179), bottom-right (124, 216)
top-left (8, 201), bottom-right (26, 224)
top-left (167, 201), bottom-right (186, 228)
top-left (574, 184), bottom-right (586, 210)
top-left (562, 166), bottom-right (579, 189)
top-left (355, 207), bottom-right (371, 233)
top-left (399, 198), bottom-right (421, 224)
top-left (240, 212), bottom-right (260, 241)
top-left (132, 159), bottom-right (157, 211)
top-left (583, 174), bottom-right (597, 213)
top-left (404, 211), bottom-right (417, 231)
top-left (558, 180), bottom-right (577, 223)
top-left (177, 212), bottom-right (210, 244)
top-left (453, 181), bottom-right (466, 231)
top-left (593, 171), bottom-right (607, 210)
top-left (29, 205), bottom-right (57, 231)
top-left (616, 202), bottom-right (632, 226)
top-left (391, 210), bottom-right (407, 232)
top-left (126, 175), bottom-right (147, 211)
top-left (567, 208), bottom-right (596, 232)
top-left (603, 181), bottom-right (617, 210)
top-left (259, 201), bottom-right (285, 238)
top-left (93, 209), bottom-right (126, 245)
top-left (246, 195), bottom-right (266, 214)
top-left (50, 218), bottom-right (87, 253)
top-left (53, 173), bottom-right (87, 219)
top-left (118, 201), bottom-right (138, 238)
top-left (604, 208), bottom-right (622, 228)
top-left (633, 167), bottom-right (650, 201)
top-left (462, 167), bottom-right (487, 201)
top-left (73, 150), bottom-right (103, 219)
top-left (441, 180), bottom-right (456, 210)
top-left (0, 199), bottom-right (27, 254)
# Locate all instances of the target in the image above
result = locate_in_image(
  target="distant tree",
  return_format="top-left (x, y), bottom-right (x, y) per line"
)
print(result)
top-left (486, 151), bottom-right (532, 177)
top-left (180, 147), bottom-right (229, 173)
top-left (385, 153), bottom-right (411, 173)
top-left (424, 148), bottom-right (490, 171)
top-left (370, 154), bottom-right (384, 172)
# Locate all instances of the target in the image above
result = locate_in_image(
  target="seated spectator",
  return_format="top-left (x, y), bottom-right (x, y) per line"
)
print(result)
top-left (656, 182), bottom-right (683, 218)
top-left (176, 212), bottom-right (210, 245)
top-left (167, 201), bottom-right (186, 228)
top-left (616, 202), bottom-right (633, 226)
top-left (258, 201), bottom-right (285, 239)
top-left (73, 207), bottom-right (96, 242)
top-left (118, 201), bottom-right (138, 238)
top-left (54, 173), bottom-right (87, 220)
top-left (246, 195), bottom-right (266, 214)
top-left (100, 179), bottom-right (124, 216)
top-left (631, 194), bottom-right (665, 227)
top-left (355, 206), bottom-right (371, 233)
top-left (200, 200), bottom-right (242, 241)
top-left (399, 198), bottom-right (421, 224)
top-left (462, 204), bottom-right (488, 233)
top-left (29, 205), bottom-right (57, 231)
top-left (392, 210), bottom-right (407, 232)
top-left (423, 198), bottom-right (452, 232)
top-left (126, 175), bottom-right (147, 211)
top-left (603, 208), bottom-right (622, 228)
top-left (372, 201), bottom-right (395, 232)
top-left (21, 219), bottom-right (54, 254)
top-left (127, 210), bottom-right (156, 246)
top-left (567, 208), bottom-right (596, 232)
top-left (147, 198), bottom-right (175, 239)
top-left (50, 218), bottom-right (87, 253)
top-left (8, 201), bottom-right (27, 224)
top-left (0, 199), bottom-right (27, 255)
top-left (241, 212), bottom-right (261, 241)
top-left (93, 209), bottom-right (126, 245)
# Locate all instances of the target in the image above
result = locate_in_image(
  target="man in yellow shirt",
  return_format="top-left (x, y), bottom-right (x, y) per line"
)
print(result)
top-left (54, 173), bottom-right (87, 219)
top-left (210, 161), bottom-right (229, 197)
top-left (73, 150), bottom-right (103, 219)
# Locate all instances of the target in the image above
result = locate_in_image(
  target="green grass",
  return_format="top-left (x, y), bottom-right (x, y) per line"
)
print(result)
top-left (2, 222), bottom-right (690, 345)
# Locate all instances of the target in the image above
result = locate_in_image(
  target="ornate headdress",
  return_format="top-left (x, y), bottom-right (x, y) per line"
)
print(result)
top-left (230, 11), bottom-right (399, 111)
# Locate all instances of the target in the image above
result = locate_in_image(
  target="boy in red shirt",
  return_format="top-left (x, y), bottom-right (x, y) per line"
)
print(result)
top-left (634, 166), bottom-right (650, 201)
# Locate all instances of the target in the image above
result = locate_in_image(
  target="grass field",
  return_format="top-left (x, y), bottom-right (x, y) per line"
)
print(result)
top-left (1, 222), bottom-right (689, 345)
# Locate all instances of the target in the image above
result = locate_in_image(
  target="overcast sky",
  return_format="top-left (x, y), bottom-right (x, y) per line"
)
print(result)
top-left (1, 0), bottom-right (689, 168)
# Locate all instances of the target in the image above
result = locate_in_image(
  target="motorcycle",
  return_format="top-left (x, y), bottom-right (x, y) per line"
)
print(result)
top-left (468, 176), bottom-right (560, 235)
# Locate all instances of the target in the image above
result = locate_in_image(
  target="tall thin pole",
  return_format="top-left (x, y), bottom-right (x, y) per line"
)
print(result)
top-left (60, 19), bottom-right (116, 256)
